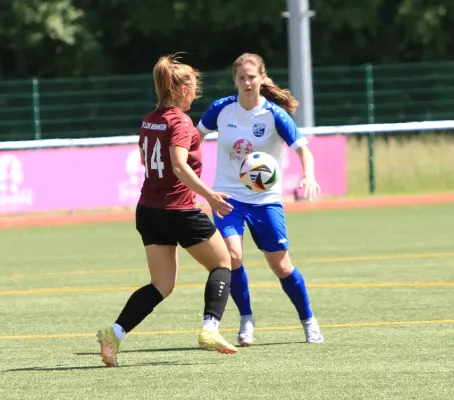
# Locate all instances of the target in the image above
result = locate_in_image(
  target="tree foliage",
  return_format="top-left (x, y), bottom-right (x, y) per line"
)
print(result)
top-left (1, 0), bottom-right (454, 78)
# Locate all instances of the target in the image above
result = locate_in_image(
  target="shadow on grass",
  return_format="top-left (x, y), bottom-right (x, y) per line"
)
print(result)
top-left (76, 346), bottom-right (205, 356)
top-left (251, 341), bottom-right (306, 347)
top-left (4, 360), bottom-right (214, 372)
top-left (76, 341), bottom-right (306, 357)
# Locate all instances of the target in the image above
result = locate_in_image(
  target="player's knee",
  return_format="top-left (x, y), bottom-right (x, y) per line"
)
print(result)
top-left (203, 249), bottom-right (231, 271)
top-left (265, 250), bottom-right (293, 279)
top-left (228, 249), bottom-right (243, 269)
top-left (218, 254), bottom-right (232, 271)
top-left (272, 264), bottom-right (294, 279)
top-left (151, 280), bottom-right (175, 298)
top-left (213, 245), bottom-right (231, 270)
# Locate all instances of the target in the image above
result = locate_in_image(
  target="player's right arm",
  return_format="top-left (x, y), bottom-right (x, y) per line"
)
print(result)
top-left (197, 97), bottom-right (233, 140)
top-left (197, 100), bottom-right (218, 139)
top-left (196, 127), bottom-right (208, 141)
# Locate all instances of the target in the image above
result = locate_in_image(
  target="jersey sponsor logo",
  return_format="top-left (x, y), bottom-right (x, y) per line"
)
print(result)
top-left (0, 155), bottom-right (33, 211)
top-left (230, 139), bottom-right (253, 161)
top-left (141, 122), bottom-right (167, 130)
top-left (252, 123), bottom-right (266, 137)
top-left (227, 123), bottom-right (237, 128)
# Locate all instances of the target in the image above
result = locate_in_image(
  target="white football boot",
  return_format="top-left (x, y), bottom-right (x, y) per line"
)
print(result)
top-left (302, 317), bottom-right (324, 344)
top-left (237, 315), bottom-right (255, 347)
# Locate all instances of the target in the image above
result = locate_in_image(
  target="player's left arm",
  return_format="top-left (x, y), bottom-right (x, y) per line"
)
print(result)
top-left (274, 108), bottom-right (320, 201)
top-left (294, 144), bottom-right (321, 201)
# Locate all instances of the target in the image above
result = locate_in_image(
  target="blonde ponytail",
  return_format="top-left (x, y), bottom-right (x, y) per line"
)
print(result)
top-left (153, 53), bottom-right (201, 106)
top-left (153, 56), bottom-right (176, 104)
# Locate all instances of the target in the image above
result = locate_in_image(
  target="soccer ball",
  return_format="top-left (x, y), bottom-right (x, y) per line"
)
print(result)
top-left (239, 152), bottom-right (279, 192)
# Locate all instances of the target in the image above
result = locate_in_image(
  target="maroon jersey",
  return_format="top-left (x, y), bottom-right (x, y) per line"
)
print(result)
top-left (138, 107), bottom-right (202, 210)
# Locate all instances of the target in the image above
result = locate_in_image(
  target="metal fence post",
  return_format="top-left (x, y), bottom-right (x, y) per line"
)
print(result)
top-left (32, 78), bottom-right (42, 140)
top-left (365, 64), bottom-right (375, 193)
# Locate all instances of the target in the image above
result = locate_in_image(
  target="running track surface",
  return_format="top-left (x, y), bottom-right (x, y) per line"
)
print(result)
top-left (1, 193), bottom-right (454, 230)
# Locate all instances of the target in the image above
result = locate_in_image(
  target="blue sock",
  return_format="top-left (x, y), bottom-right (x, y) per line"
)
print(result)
top-left (230, 266), bottom-right (253, 316)
top-left (280, 267), bottom-right (313, 320)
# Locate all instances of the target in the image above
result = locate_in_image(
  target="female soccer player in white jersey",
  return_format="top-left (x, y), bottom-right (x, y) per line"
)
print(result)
top-left (197, 53), bottom-right (324, 346)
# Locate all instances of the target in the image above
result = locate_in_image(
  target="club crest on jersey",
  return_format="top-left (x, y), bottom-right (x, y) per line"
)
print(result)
top-left (252, 123), bottom-right (266, 137)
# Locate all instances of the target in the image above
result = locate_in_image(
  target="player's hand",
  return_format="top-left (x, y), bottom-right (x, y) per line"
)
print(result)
top-left (299, 177), bottom-right (321, 202)
top-left (207, 192), bottom-right (233, 219)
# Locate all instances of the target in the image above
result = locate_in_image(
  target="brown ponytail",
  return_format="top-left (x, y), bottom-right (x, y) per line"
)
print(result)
top-left (232, 53), bottom-right (299, 115)
top-left (153, 53), bottom-right (201, 106)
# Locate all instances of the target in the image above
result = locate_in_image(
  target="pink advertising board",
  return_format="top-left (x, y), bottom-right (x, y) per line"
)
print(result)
top-left (0, 136), bottom-right (346, 214)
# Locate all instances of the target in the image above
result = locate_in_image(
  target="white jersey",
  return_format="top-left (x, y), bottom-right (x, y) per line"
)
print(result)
top-left (197, 94), bottom-right (308, 204)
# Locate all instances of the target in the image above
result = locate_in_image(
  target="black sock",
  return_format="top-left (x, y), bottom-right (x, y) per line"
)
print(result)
top-left (204, 267), bottom-right (231, 321)
top-left (115, 283), bottom-right (164, 333)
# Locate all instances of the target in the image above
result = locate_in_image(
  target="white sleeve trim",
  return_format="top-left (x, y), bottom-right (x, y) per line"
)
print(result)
top-left (197, 121), bottom-right (216, 134)
top-left (290, 137), bottom-right (309, 151)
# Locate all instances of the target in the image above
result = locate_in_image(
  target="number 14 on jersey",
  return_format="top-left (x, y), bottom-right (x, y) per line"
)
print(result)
top-left (143, 137), bottom-right (165, 178)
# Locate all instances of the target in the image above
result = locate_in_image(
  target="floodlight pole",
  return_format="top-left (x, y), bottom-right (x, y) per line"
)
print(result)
top-left (283, 0), bottom-right (315, 127)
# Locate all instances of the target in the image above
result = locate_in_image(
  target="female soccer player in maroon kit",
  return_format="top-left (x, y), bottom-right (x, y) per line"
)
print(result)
top-left (96, 54), bottom-right (238, 367)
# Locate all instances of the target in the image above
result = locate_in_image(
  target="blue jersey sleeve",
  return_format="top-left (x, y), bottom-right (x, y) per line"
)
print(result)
top-left (271, 106), bottom-right (308, 150)
top-left (198, 95), bottom-right (237, 134)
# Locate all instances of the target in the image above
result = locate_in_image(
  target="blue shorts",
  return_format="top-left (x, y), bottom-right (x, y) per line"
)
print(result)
top-left (213, 198), bottom-right (289, 252)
